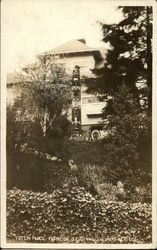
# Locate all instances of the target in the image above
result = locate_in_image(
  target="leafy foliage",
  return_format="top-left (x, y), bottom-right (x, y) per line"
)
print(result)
top-left (96, 182), bottom-right (118, 201)
top-left (84, 7), bottom-right (152, 183)
top-left (7, 151), bottom-right (70, 192)
top-left (87, 7), bottom-right (152, 112)
top-left (15, 56), bottom-right (72, 137)
top-left (7, 57), bottom-right (72, 151)
top-left (7, 188), bottom-right (152, 243)
top-left (103, 85), bottom-right (151, 174)
top-left (7, 135), bottom-right (151, 197)
top-left (118, 7), bottom-right (152, 113)
top-left (7, 103), bottom-right (43, 151)
top-left (57, 139), bottom-right (108, 165)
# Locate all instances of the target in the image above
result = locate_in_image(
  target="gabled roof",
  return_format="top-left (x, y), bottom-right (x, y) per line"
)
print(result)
top-left (43, 39), bottom-right (103, 61)
top-left (45, 39), bottom-right (97, 55)
top-left (7, 39), bottom-right (104, 85)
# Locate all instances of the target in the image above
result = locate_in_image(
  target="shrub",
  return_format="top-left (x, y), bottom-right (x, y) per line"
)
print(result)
top-left (80, 163), bottom-right (106, 185)
top-left (7, 186), bottom-right (99, 242)
top-left (96, 183), bottom-right (118, 201)
top-left (7, 150), bottom-right (151, 203)
top-left (87, 85), bottom-right (151, 188)
top-left (7, 188), bottom-right (152, 243)
top-left (128, 183), bottom-right (152, 203)
top-left (7, 151), bottom-right (70, 192)
top-left (57, 140), bottom-right (107, 165)
top-left (48, 139), bottom-right (151, 187)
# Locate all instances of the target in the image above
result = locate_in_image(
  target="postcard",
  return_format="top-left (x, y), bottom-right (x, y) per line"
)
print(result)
top-left (1, 0), bottom-right (157, 249)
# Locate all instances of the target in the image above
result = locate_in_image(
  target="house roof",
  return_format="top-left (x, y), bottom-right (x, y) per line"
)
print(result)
top-left (7, 71), bottom-right (29, 85)
top-left (46, 39), bottom-right (97, 54)
top-left (7, 72), bottom-right (21, 85)
top-left (43, 39), bottom-right (103, 61)
top-left (7, 39), bottom-right (104, 85)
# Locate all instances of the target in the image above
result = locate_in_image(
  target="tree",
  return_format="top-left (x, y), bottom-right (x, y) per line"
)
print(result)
top-left (7, 103), bottom-right (21, 151)
top-left (103, 85), bottom-right (151, 177)
top-left (118, 6), bottom-right (152, 115)
top-left (16, 55), bottom-right (72, 137)
top-left (7, 100), bottom-right (45, 151)
top-left (85, 6), bottom-right (152, 177)
top-left (87, 6), bottom-right (152, 114)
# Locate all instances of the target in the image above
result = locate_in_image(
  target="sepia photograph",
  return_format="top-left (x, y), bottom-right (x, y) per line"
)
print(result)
top-left (1, 0), bottom-right (157, 248)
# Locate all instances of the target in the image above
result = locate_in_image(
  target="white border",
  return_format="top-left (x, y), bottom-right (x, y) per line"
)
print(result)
top-left (1, 0), bottom-right (157, 249)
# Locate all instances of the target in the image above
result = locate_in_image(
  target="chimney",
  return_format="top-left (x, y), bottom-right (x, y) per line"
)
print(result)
top-left (78, 39), bottom-right (86, 44)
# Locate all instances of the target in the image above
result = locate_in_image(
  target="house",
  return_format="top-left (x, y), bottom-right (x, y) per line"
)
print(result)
top-left (7, 72), bottom-right (22, 106)
top-left (40, 39), bottom-right (107, 139)
top-left (7, 39), bottom-right (108, 140)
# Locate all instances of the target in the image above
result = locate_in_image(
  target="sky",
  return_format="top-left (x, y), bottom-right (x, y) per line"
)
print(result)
top-left (2, 0), bottom-right (124, 73)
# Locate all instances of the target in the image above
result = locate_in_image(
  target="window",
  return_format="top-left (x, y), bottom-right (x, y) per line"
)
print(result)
top-left (82, 96), bottom-right (103, 104)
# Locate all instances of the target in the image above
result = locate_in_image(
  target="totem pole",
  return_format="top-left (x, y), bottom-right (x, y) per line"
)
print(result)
top-left (71, 65), bottom-right (81, 137)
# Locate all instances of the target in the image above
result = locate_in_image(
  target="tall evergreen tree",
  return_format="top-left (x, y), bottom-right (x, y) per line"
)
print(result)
top-left (86, 6), bottom-right (152, 176)
top-left (87, 6), bottom-right (152, 114)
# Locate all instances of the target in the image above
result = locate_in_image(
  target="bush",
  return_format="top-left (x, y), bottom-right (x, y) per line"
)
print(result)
top-left (7, 150), bottom-right (151, 203)
top-left (103, 86), bottom-right (152, 179)
top-left (128, 183), bottom-right (152, 203)
top-left (7, 151), bottom-right (70, 192)
top-left (47, 139), bottom-right (151, 187)
top-left (96, 181), bottom-right (151, 203)
top-left (57, 140), bottom-right (107, 165)
top-left (7, 188), bottom-right (152, 243)
top-left (7, 151), bottom-right (95, 195)
top-left (96, 183), bottom-right (118, 201)
top-left (80, 163), bottom-right (107, 185)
